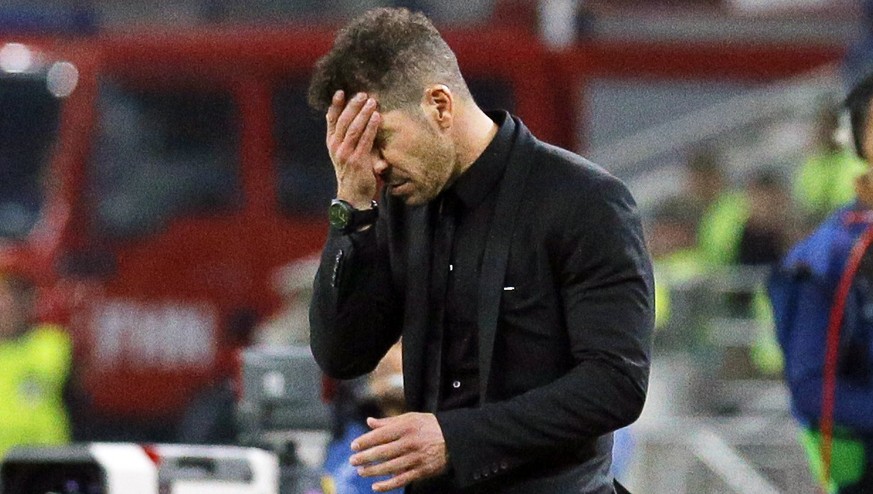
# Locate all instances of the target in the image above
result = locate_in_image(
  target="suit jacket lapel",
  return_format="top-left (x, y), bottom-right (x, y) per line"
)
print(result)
top-left (477, 119), bottom-right (534, 404)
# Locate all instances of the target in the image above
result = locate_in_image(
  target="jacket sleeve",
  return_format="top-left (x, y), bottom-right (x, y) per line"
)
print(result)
top-left (785, 275), bottom-right (873, 433)
top-left (436, 175), bottom-right (654, 487)
top-left (309, 212), bottom-right (403, 380)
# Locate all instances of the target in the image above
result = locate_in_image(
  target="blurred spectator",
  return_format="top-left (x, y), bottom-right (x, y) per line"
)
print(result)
top-left (256, 256), bottom-right (320, 347)
top-left (0, 266), bottom-right (71, 458)
top-left (738, 169), bottom-right (793, 266)
top-left (321, 343), bottom-right (404, 494)
top-left (686, 146), bottom-right (748, 266)
top-left (736, 170), bottom-right (792, 377)
top-left (793, 99), bottom-right (866, 231)
top-left (646, 196), bottom-right (704, 330)
top-left (769, 72), bottom-right (873, 494)
top-left (647, 196), bottom-right (698, 263)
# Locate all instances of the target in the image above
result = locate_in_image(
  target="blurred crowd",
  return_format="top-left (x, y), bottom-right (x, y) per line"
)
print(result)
top-left (646, 97), bottom-right (866, 374)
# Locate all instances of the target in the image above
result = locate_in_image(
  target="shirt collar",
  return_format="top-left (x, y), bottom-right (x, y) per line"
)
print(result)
top-left (446, 111), bottom-right (514, 210)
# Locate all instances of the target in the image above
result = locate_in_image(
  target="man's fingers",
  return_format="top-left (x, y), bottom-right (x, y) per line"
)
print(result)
top-left (350, 413), bottom-right (447, 490)
top-left (333, 92), bottom-right (368, 145)
top-left (350, 437), bottom-right (408, 467)
top-left (372, 470), bottom-right (420, 492)
top-left (367, 416), bottom-right (387, 428)
top-left (332, 96), bottom-right (377, 167)
top-left (354, 110), bottom-right (381, 157)
top-left (356, 451), bottom-right (416, 477)
top-left (325, 90), bottom-right (344, 136)
top-left (351, 422), bottom-right (402, 452)
top-left (343, 98), bottom-right (377, 147)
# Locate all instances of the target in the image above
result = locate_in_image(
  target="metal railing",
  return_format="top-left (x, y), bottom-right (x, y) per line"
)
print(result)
top-left (625, 266), bottom-right (819, 493)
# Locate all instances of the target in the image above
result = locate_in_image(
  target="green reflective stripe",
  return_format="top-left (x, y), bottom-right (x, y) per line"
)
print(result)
top-left (697, 191), bottom-right (748, 266)
top-left (750, 288), bottom-right (784, 376)
top-left (799, 426), bottom-right (866, 490)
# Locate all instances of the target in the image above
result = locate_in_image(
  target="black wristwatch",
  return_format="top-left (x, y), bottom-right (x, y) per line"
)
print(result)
top-left (328, 199), bottom-right (378, 233)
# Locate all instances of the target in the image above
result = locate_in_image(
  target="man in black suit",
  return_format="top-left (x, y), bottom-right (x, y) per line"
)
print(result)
top-left (307, 8), bottom-right (654, 493)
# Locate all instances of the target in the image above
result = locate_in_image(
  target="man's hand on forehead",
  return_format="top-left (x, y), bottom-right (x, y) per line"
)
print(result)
top-left (325, 90), bottom-right (382, 209)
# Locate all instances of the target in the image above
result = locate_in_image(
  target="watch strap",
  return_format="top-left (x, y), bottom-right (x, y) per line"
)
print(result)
top-left (330, 199), bottom-right (378, 233)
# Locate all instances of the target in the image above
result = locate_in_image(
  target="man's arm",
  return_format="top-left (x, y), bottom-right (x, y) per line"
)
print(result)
top-left (310, 224), bottom-right (402, 379)
top-left (309, 90), bottom-right (402, 379)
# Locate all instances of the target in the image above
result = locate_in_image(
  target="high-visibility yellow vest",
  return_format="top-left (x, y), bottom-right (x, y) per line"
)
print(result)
top-left (795, 149), bottom-right (867, 223)
top-left (0, 324), bottom-right (71, 458)
top-left (697, 191), bottom-right (748, 266)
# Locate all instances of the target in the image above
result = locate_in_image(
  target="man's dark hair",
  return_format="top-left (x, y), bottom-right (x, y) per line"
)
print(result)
top-left (307, 8), bottom-right (472, 113)
top-left (845, 71), bottom-right (873, 160)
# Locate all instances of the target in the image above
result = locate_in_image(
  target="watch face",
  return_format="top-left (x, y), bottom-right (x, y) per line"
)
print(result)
top-left (329, 201), bottom-right (351, 229)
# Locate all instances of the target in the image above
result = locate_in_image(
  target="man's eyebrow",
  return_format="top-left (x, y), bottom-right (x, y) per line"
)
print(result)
top-left (375, 128), bottom-right (394, 143)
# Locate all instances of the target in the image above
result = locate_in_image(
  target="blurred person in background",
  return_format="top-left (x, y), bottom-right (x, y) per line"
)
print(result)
top-left (685, 146), bottom-right (748, 267)
top-left (0, 262), bottom-right (71, 458)
top-left (645, 196), bottom-right (706, 338)
top-left (322, 343), bottom-right (405, 494)
top-left (738, 169), bottom-right (793, 267)
top-left (255, 256), bottom-right (320, 347)
top-left (793, 99), bottom-right (867, 232)
top-left (769, 72), bottom-right (873, 494)
top-left (736, 170), bottom-right (792, 378)
top-left (308, 7), bottom-right (652, 493)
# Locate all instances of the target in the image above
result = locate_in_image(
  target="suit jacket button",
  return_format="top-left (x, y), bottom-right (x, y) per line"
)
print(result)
top-left (482, 470), bottom-right (490, 478)
top-left (492, 463), bottom-right (499, 473)
top-left (473, 472), bottom-right (481, 481)
top-left (500, 460), bottom-right (508, 470)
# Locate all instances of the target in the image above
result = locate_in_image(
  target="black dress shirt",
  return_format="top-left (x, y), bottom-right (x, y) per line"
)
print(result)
top-left (431, 116), bottom-right (513, 411)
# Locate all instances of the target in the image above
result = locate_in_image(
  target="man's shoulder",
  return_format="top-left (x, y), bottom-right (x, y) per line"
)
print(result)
top-left (520, 136), bottom-right (630, 203)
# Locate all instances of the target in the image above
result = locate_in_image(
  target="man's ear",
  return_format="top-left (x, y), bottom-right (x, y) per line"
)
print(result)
top-left (422, 84), bottom-right (453, 130)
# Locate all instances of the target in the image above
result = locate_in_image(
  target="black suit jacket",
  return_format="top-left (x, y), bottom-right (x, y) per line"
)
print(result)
top-left (310, 114), bottom-right (654, 493)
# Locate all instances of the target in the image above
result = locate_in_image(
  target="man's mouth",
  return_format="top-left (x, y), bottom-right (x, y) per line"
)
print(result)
top-left (389, 180), bottom-right (411, 194)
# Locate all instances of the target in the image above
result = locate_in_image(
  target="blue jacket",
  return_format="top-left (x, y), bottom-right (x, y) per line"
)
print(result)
top-left (770, 205), bottom-right (873, 438)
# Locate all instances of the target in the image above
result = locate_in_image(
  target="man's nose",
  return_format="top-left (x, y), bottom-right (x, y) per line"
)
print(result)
top-left (373, 157), bottom-right (389, 176)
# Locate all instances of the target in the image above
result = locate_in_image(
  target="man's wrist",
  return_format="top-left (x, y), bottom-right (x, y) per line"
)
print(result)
top-left (328, 199), bottom-right (378, 234)
top-left (336, 189), bottom-right (375, 210)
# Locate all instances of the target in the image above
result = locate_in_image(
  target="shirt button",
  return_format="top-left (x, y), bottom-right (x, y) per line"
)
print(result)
top-left (448, 264), bottom-right (454, 271)
top-left (452, 380), bottom-right (461, 389)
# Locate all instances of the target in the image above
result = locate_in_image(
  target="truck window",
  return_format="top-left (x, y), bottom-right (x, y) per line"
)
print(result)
top-left (0, 75), bottom-right (62, 239)
top-left (89, 81), bottom-right (240, 239)
top-left (273, 79), bottom-right (334, 217)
